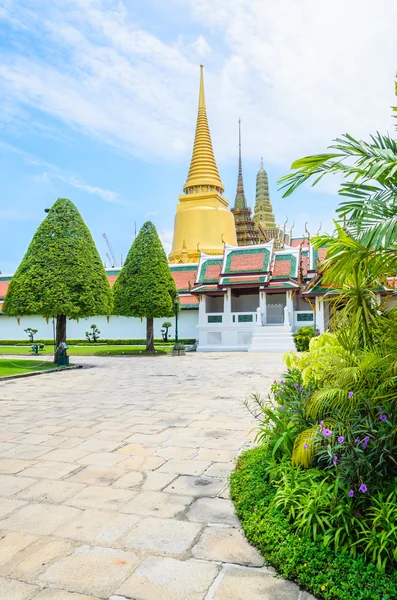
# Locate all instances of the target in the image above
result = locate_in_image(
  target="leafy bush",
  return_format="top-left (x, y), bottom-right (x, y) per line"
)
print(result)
top-left (0, 338), bottom-right (196, 346)
top-left (293, 326), bottom-right (315, 351)
top-left (231, 446), bottom-right (397, 599)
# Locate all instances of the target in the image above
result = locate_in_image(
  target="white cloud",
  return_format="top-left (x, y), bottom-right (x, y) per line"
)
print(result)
top-left (158, 229), bottom-right (174, 256)
top-left (56, 175), bottom-right (119, 204)
top-left (0, 0), bottom-right (396, 170)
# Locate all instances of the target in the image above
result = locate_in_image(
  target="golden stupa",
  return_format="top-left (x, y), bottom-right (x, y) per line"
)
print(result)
top-left (169, 65), bottom-right (237, 263)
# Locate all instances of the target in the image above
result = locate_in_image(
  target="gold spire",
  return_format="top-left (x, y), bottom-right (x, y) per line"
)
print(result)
top-left (183, 65), bottom-right (224, 194)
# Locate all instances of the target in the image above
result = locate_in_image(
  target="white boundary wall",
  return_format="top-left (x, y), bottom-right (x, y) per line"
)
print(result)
top-left (0, 310), bottom-right (198, 341)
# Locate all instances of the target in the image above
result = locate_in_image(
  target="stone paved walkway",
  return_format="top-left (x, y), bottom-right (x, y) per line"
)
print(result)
top-left (0, 352), bottom-right (314, 600)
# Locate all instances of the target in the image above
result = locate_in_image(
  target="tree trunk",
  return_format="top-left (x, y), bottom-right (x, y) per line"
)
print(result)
top-left (54, 314), bottom-right (67, 363)
top-left (146, 317), bottom-right (154, 352)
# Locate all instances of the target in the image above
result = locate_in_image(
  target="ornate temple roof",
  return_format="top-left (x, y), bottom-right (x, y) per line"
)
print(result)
top-left (196, 255), bottom-right (223, 284)
top-left (271, 247), bottom-right (299, 279)
top-left (222, 242), bottom-right (273, 275)
top-left (183, 66), bottom-right (224, 193)
top-left (253, 160), bottom-right (277, 237)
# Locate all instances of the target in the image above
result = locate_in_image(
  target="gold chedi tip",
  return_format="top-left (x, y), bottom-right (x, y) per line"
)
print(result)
top-left (183, 65), bottom-right (224, 194)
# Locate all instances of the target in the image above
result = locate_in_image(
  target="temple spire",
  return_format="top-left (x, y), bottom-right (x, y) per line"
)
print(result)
top-left (183, 65), bottom-right (224, 194)
top-left (233, 118), bottom-right (248, 210)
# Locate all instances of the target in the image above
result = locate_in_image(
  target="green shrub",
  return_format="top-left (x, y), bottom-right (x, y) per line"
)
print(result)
top-left (231, 446), bottom-right (397, 599)
top-left (0, 338), bottom-right (196, 346)
top-left (293, 326), bottom-right (315, 351)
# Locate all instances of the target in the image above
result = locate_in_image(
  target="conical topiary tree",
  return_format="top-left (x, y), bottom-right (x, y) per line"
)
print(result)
top-left (113, 221), bottom-right (177, 351)
top-left (3, 198), bottom-right (113, 360)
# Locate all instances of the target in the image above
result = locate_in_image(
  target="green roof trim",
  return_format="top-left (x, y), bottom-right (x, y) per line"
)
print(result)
top-left (273, 254), bottom-right (297, 278)
top-left (170, 265), bottom-right (197, 272)
top-left (222, 276), bottom-right (267, 285)
top-left (0, 276), bottom-right (12, 281)
top-left (105, 269), bottom-right (121, 276)
top-left (224, 247), bottom-right (270, 274)
top-left (198, 259), bottom-right (223, 283)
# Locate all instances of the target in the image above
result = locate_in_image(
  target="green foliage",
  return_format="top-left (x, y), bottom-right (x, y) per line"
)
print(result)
top-left (24, 328), bottom-right (38, 342)
top-left (3, 199), bottom-right (112, 320)
top-left (293, 326), bottom-right (315, 351)
top-left (161, 321), bottom-right (172, 342)
top-left (231, 447), bottom-right (397, 599)
top-left (85, 324), bottom-right (100, 343)
top-left (113, 222), bottom-right (177, 319)
top-left (0, 338), bottom-right (196, 346)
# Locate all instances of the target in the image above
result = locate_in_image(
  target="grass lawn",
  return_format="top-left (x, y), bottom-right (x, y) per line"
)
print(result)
top-left (0, 358), bottom-right (59, 377)
top-left (0, 345), bottom-right (172, 357)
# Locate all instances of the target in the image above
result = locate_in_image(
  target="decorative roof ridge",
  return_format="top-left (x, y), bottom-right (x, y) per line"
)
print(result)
top-left (232, 118), bottom-right (248, 211)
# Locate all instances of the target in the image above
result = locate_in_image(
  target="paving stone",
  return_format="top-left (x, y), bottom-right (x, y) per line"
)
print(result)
top-left (11, 434), bottom-right (55, 446)
top-left (0, 475), bottom-right (36, 496)
top-left (205, 462), bottom-right (235, 478)
top-left (0, 532), bottom-right (38, 571)
top-left (115, 443), bottom-right (154, 456)
top-left (164, 475), bottom-right (225, 497)
top-left (112, 471), bottom-right (144, 489)
top-left (194, 449), bottom-right (237, 462)
top-left (122, 517), bottom-right (202, 555)
top-left (116, 456), bottom-right (165, 472)
top-left (77, 452), bottom-right (125, 467)
top-left (41, 448), bottom-right (90, 463)
top-left (162, 435), bottom-right (208, 448)
top-left (213, 566), bottom-right (300, 599)
top-left (201, 438), bottom-right (244, 451)
top-left (0, 503), bottom-right (81, 536)
top-left (67, 485), bottom-right (137, 511)
top-left (1, 445), bottom-right (50, 460)
top-left (0, 459), bottom-right (32, 474)
top-left (56, 508), bottom-right (139, 544)
top-left (76, 438), bottom-right (122, 453)
top-left (192, 527), bottom-right (264, 566)
top-left (300, 593), bottom-right (318, 600)
top-left (0, 576), bottom-right (38, 599)
top-left (33, 590), bottom-right (99, 599)
top-left (16, 480), bottom-right (85, 504)
top-left (157, 459), bottom-right (212, 476)
top-left (20, 461), bottom-right (80, 480)
top-left (67, 466), bottom-right (124, 486)
top-left (186, 497), bottom-right (240, 527)
top-left (122, 491), bottom-right (192, 518)
top-left (39, 545), bottom-right (139, 597)
top-left (11, 538), bottom-right (76, 581)
top-left (117, 556), bottom-right (219, 600)
top-left (0, 496), bottom-right (26, 519)
top-left (155, 446), bottom-right (196, 459)
top-left (141, 471), bottom-right (177, 491)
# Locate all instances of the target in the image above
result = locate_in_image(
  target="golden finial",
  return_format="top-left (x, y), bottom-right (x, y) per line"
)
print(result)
top-left (199, 64), bottom-right (206, 109)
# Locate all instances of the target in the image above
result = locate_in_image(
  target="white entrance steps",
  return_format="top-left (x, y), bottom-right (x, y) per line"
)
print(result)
top-left (248, 325), bottom-right (295, 353)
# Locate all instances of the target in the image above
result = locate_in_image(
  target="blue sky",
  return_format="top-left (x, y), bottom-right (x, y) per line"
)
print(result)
top-left (1, 0), bottom-right (396, 273)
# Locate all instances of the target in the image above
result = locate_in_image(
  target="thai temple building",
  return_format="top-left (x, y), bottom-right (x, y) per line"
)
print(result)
top-left (1, 65), bottom-right (396, 349)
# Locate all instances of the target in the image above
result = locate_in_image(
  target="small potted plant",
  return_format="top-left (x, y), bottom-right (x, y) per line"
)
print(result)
top-left (172, 342), bottom-right (185, 356)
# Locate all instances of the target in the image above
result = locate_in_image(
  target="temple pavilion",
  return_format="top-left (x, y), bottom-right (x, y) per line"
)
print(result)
top-left (1, 65), bottom-right (397, 348)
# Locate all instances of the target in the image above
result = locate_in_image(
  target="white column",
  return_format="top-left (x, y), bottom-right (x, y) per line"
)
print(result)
top-left (260, 291), bottom-right (266, 325)
top-left (286, 291), bottom-right (294, 327)
top-left (315, 297), bottom-right (325, 333)
top-left (198, 295), bottom-right (207, 326)
top-left (223, 290), bottom-right (232, 325)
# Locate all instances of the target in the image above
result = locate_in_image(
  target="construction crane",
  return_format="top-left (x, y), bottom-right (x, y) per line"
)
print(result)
top-left (102, 233), bottom-right (117, 267)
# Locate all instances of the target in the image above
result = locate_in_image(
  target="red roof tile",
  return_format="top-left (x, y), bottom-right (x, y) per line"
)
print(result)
top-left (301, 255), bottom-right (309, 276)
top-left (203, 264), bottom-right (221, 282)
top-left (317, 248), bottom-right (327, 262)
top-left (273, 259), bottom-right (291, 277)
top-left (171, 269), bottom-right (197, 291)
top-left (179, 295), bottom-right (199, 306)
top-left (0, 280), bottom-right (10, 298)
top-left (230, 253), bottom-right (265, 272)
top-left (107, 275), bottom-right (118, 287)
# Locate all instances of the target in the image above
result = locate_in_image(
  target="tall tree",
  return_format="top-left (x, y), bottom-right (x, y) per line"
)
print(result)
top-left (3, 198), bottom-right (112, 360)
top-left (113, 221), bottom-right (177, 351)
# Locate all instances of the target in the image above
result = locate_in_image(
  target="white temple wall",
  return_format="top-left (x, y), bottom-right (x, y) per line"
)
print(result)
top-left (231, 292), bottom-right (259, 312)
top-left (0, 311), bottom-right (198, 341)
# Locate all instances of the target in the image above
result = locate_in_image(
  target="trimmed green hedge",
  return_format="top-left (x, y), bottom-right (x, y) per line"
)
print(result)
top-left (0, 338), bottom-right (196, 346)
top-left (230, 446), bottom-right (397, 600)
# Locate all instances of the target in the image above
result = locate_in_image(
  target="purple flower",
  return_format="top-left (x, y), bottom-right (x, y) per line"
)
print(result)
top-left (299, 386), bottom-right (304, 392)
top-left (273, 380), bottom-right (277, 384)
top-left (349, 489), bottom-right (354, 498)
top-left (380, 414), bottom-right (387, 421)
top-left (359, 484), bottom-right (368, 493)
top-left (275, 393), bottom-right (279, 397)
top-left (304, 443), bottom-right (309, 450)
top-left (337, 436), bottom-right (344, 444)
top-left (348, 391), bottom-right (354, 399)
top-left (307, 392), bottom-right (311, 398)
top-left (279, 405), bottom-right (284, 411)
top-left (355, 437), bottom-right (360, 443)
top-left (319, 421), bottom-right (324, 427)
top-left (322, 428), bottom-right (332, 437)
top-left (294, 383), bottom-right (299, 389)
top-left (362, 436), bottom-right (369, 449)
top-left (333, 455), bottom-right (338, 464)
top-left (281, 380), bottom-right (285, 385)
